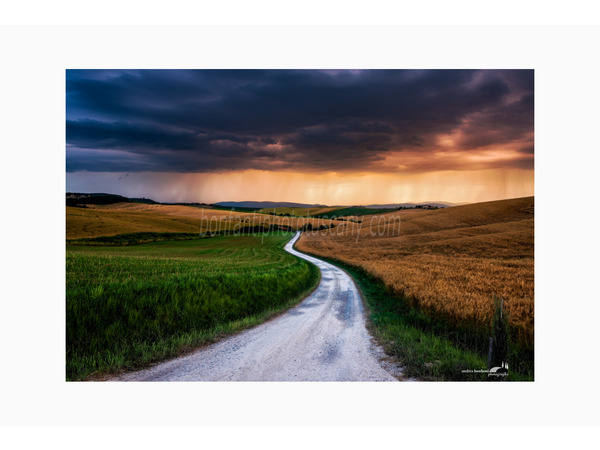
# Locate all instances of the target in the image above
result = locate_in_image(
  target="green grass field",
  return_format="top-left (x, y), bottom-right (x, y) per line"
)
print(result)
top-left (257, 206), bottom-right (342, 217)
top-left (311, 207), bottom-right (394, 218)
top-left (66, 233), bottom-right (319, 380)
top-left (256, 206), bottom-right (396, 219)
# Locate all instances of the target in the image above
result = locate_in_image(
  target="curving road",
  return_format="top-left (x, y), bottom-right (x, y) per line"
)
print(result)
top-left (113, 232), bottom-right (400, 381)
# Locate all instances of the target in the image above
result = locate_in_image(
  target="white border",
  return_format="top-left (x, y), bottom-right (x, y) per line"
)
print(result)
top-left (1, 24), bottom-right (599, 431)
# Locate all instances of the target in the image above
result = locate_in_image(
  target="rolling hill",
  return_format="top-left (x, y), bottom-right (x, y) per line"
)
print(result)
top-left (297, 196), bottom-right (534, 358)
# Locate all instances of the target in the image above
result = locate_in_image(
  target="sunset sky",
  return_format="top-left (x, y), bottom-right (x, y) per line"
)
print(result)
top-left (66, 69), bottom-right (534, 204)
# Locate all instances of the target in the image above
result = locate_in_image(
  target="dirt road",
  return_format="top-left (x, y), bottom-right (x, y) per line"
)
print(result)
top-left (113, 232), bottom-right (400, 381)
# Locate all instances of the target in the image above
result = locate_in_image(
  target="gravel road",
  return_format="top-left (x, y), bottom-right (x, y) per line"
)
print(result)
top-left (112, 232), bottom-right (401, 381)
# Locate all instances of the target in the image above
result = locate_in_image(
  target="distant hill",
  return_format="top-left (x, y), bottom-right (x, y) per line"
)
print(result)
top-left (216, 200), bottom-right (459, 209)
top-left (67, 195), bottom-right (461, 210)
top-left (215, 201), bottom-right (329, 209)
top-left (66, 192), bottom-right (158, 206)
top-left (130, 197), bottom-right (159, 205)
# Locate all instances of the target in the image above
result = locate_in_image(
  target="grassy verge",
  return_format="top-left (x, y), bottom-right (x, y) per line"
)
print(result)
top-left (66, 233), bottom-right (319, 380)
top-left (295, 246), bottom-right (532, 381)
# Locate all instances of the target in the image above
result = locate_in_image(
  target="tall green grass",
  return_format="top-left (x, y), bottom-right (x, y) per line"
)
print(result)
top-left (66, 233), bottom-right (319, 380)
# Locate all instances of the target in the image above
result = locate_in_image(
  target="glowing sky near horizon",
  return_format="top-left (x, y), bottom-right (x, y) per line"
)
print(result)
top-left (66, 69), bottom-right (534, 204)
top-left (66, 169), bottom-right (533, 205)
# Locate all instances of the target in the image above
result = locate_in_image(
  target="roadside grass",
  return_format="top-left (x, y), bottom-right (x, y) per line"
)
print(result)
top-left (296, 247), bottom-right (532, 381)
top-left (66, 233), bottom-right (319, 380)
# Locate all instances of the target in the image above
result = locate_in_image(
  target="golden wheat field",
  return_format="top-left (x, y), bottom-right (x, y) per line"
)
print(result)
top-left (296, 197), bottom-right (534, 348)
top-left (66, 203), bottom-right (338, 240)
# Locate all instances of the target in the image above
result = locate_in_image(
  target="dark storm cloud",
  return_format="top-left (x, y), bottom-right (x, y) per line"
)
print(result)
top-left (452, 93), bottom-right (534, 151)
top-left (66, 69), bottom-right (534, 173)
